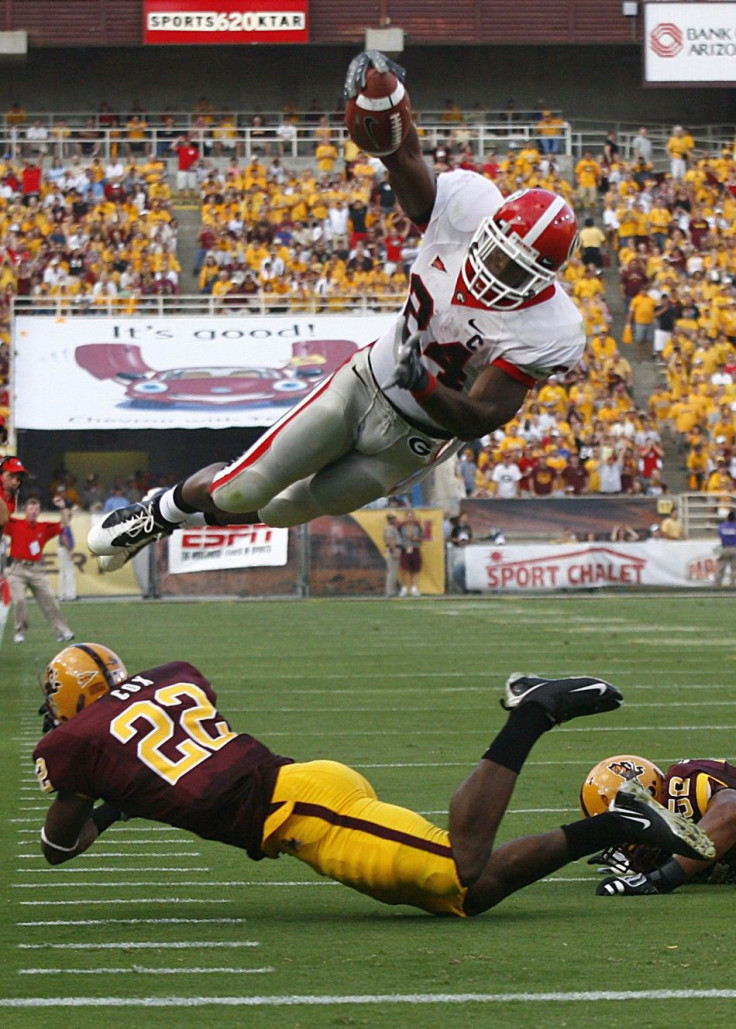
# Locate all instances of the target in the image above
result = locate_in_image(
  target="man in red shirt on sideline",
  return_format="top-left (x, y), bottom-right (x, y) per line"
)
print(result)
top-left (5, 495), bottom-right (74, 644)
top-left (0, 455), bottom-right (28, 527)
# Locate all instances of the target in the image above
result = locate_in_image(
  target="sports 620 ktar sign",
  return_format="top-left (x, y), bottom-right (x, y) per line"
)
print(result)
top-left (143, 0), bottom-right (308, 44)
top-left (644, 2), bottom-right (736, 83)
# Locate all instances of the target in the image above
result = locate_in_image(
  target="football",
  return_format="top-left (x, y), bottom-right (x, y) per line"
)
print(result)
top-left (344, 67), bottom-right (412, 157)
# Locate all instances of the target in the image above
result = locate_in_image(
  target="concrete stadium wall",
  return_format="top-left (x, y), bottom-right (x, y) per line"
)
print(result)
top-left (1, 44), bottom-right (733, 125)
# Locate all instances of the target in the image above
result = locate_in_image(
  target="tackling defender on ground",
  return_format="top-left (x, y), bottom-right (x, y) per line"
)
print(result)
top-left (34, 653), bottom-right (713, 917)
top-left (581, 753), bottom-right (736, 895)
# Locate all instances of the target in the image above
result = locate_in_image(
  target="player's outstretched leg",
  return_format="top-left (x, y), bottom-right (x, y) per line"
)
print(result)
top-left (448, 672), bottom-right (709, 916)
top-left (460, 778), bottom-right (714, 916)
top-left (88, 467), bottom-right (261, 563)
top-left (501, 672), bottom-right (623, 725)
top-left (450, 672), bottom-right (623, 898)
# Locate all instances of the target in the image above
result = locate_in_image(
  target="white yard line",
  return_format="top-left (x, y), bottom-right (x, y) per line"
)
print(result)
top-left (2, 988), bottom-right (736, 1008)
top-left (19, 967), bottom-right (274, 975)
top-left (18, 941), bottom-right (261, 950)
top-left (17, 917), bottom-right (249, 926)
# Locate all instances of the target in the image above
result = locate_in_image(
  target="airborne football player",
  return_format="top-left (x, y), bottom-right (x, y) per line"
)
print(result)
top-left (89, 51), bottom-right (586, 568)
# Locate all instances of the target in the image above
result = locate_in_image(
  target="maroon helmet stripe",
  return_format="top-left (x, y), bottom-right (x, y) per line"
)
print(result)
top-left (292, 801), bottom-right (453, 858)
top-left (72, 644), bottom-right (117, 688)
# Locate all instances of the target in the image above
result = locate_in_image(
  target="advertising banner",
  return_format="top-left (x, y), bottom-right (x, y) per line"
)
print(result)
top-left (349, 508), bottom-right (446, 596)
top-left (143, 0), bottom-right (309, 44)
top-left (464, 540), bottom-right (720, 592)
top-left (644, 2), bottom-right (736, 83)
top-left (13, 314), bottom-right (394, 431)
top-left (167, 522), bottom-right (288, 573)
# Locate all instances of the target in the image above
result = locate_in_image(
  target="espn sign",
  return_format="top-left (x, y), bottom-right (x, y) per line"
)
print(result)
top-left (144, 0), bottom-right (308, 44)
top-left (168, 523), bottom-right (289, 573)
top-left (644, 2), bottom-right (736, 83)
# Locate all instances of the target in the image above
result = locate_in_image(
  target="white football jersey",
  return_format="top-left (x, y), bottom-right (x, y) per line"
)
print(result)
top-left (370, 170), bottom-right (585, 432)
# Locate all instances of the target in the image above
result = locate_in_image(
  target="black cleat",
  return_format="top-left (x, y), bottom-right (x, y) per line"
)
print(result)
top-left (609, 780), bottom-right (716, 863)
top-left (501, 672), bottom-right (623, 725)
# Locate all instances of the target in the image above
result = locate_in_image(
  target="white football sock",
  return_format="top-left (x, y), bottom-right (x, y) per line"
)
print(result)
top-left (158, 489), bottom-right (193, 524)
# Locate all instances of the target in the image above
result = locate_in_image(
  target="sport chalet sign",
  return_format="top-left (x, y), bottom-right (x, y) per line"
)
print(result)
top-left (143, 0), bottom-right (309, 44)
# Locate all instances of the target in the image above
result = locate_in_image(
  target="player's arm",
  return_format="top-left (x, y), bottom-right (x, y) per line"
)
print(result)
top-left (598, 788), bottom-right (736, 896)
top-left (419, 363), bottom-right (529, 440)
top-left (41, 791), bottom-right (123, 865)
top-left (344, 51), bottom-right (436, 224)
top-left (381, 126), bottom-right (436, 225)
top-left (0, 497), bottom-right (9, 528)
top-left (658, 788), bottom-right (736, 884)
top-left (390, 334), bottom-right (529, 440)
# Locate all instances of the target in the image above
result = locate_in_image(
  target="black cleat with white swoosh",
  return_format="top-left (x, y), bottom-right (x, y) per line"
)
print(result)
top-left (501, 672), bottom-right (623, 726)
top-left (609, 780), bottom-right (716, 862)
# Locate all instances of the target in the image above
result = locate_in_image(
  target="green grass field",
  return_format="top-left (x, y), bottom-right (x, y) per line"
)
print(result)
top-left (1, 594), bottom-right (735, 1029)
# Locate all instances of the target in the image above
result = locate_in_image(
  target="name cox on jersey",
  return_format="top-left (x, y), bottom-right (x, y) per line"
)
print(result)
top-left (110, 674), bottom-right (154, 701)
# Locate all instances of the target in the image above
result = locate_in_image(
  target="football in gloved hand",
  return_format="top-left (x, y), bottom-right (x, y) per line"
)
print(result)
top-left (344, 66), bottom-right (412, 157)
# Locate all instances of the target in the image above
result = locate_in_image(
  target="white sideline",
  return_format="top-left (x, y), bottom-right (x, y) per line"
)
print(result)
top-left (1, 988), bottom-right (736, 1008)
top-left (19, 967), bottom-right (274, 976)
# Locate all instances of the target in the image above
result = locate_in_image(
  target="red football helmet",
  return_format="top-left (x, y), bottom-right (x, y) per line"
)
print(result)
top-left (463, 188), bottom-right (578, 309)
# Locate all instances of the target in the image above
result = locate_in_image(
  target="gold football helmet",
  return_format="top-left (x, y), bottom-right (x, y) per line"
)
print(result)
top-left (41, 643), bottom-right (128, 724)
top-left (580, 754), bottom-right (664, 817)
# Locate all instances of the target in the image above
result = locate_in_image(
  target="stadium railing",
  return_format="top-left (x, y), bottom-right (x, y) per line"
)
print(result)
top-left (680, 492), bottom-right (736, 537)
top-left (11, 294), bottom-right (405, 316)
top-left (3, 115), bottom-right (731, 165)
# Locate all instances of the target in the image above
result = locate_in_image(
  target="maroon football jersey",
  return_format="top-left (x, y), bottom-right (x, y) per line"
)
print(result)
top-left (34, 661), bottom-right (294, 860)
top-left (662, 759), bottom-right (736, 822)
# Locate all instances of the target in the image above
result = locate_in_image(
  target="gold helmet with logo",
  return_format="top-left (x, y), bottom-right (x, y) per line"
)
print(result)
top-left (41, 643), bottom-right (128, 724)
top-left (580, 754), bottom-right (664, 817)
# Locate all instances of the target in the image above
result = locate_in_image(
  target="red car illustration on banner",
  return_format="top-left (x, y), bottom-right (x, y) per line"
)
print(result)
top-left (75, 340), bottom-right (357, 408)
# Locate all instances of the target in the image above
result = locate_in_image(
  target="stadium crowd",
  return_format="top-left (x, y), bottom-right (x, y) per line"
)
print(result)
top-left (0, 99), bottom-right (734, 509)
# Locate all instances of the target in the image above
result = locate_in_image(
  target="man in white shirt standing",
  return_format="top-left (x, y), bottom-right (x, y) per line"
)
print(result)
top-left (491, 455), bottom-right (523, 499)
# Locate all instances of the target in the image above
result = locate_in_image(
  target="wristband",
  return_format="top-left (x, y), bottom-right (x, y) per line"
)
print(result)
top-left (40, 826), bottom-right (80, 853)
top-left (649, 858), bottom-right (689, 894)
top-left (411, 373), bottom-right (438, 403)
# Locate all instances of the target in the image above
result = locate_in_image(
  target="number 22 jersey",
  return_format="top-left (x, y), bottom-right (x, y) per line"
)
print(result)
top-left (33, 661), bottom-right (294, 860)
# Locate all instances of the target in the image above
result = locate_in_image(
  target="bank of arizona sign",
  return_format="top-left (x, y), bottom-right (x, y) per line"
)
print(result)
top-left (644, 2), bottom-right (736, 83)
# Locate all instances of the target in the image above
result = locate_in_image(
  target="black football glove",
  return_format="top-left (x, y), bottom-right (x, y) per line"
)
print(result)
top-left (386, 333), bottom-right (429, 392)
top-left (586, 847), bottom-right (633, 876)
top-left (344, 50), bottom-right (407, 99)
top-left (596, 872), bottom-right (660, 896)
top-left (38, 701), bottom-right (56, 735)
